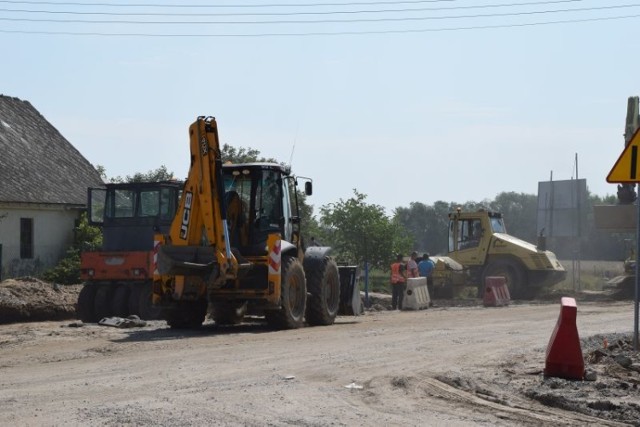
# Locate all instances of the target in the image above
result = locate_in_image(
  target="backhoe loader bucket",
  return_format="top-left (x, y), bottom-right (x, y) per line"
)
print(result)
top-left (156, 245), bottom-right (219, 278)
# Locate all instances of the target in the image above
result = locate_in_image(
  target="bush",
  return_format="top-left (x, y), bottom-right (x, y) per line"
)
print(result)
top-left (360, 268), bottom-right (391, 294)
top-left (42, 213), bottom-right (101, 285)
top-left (42, 248), bottom-right (81, 285)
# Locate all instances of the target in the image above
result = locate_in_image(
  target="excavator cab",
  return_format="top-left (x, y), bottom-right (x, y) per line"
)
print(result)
top-left (222, 163), bottom-right (305, 256)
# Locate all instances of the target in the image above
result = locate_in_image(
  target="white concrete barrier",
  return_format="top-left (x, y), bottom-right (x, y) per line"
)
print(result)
top-left (402, 277), bottom-right (430, 310)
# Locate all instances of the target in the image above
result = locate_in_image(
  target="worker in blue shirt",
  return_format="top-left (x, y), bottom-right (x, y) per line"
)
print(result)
top-left (418, 253), bottom-right (434, 277)
top-left (418, 253), bottom-right (435, 297)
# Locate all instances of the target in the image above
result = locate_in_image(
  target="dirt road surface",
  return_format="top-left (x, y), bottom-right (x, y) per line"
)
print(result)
top-left (0, 300), bottom-right (637, 426)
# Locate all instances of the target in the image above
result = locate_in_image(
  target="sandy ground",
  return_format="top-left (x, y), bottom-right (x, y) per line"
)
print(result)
top-left (0, 279), bottom-right (639, 426)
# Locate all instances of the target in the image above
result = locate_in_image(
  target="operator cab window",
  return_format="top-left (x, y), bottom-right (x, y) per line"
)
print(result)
top-left (139, 190), bottom-right (160, 217)
top-left (490, 217), bottom-right (506, 233)
top-left (109, 189), bottom-right (136, 218)
top-left (256, 170), bottom-right (282, 232)
top-left (159, 188), bottom-right (177, 220)
top-left (458, 219), bottom-right (481, 250)
top-left (224, 171), bottom-right (252, 210)
top-left (224, 167), bottom-right (285, 251)
top-left (139, 188), bottom-right (179, 219)
top-left (89, 188), bottom-right (107, 224)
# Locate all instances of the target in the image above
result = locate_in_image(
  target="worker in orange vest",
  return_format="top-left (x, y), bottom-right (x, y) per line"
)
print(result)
top-left (390, 253), bottom-right (407, 310)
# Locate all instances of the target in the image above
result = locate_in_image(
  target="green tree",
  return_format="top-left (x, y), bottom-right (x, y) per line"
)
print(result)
top-left (95, 164), bottom-right (107, 181)
top-left (295, 189), bottom-right (322, 247)
top-left (393, 200), bottom-right (464, 255)
top-left (108, 165), bottom-right (175, 183)
top-left (393, 202), bottom-right (430, 250)
top-left (221, 144), bottom-right (277, 164)
top-left (318, 190), bottom-right (411, 269)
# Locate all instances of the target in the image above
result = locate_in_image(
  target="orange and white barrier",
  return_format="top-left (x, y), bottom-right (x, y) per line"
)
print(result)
top-left (483, 276), bottom-right (511, 307)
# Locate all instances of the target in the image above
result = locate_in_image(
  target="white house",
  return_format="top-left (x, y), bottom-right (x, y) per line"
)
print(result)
top-left (0, 95), bottom-right (104, 279)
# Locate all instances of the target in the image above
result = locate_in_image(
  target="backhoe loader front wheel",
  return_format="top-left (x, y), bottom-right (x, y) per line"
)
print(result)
top-left (138, 283), bottom-right (164, 321)
top-left (212, 301), bottom-right (247, 325)
top-left (305, 257), bottom-right (340, 326)
top-left (166, 299), bottom-right (208, 329)
top-left (265, 256), bottom-right (307, 329)
top-left (481, 260), bottom-right (528, 299)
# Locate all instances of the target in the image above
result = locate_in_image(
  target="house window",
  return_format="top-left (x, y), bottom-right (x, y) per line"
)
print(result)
top-left (20, 218), bottom-right (34, 259)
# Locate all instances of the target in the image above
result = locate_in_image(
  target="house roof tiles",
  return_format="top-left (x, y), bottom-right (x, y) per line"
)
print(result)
top-left (0, 95), bottom-right (104, 205)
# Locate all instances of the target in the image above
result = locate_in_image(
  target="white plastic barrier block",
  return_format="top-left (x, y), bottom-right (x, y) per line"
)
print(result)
top-left (402, 277), bottom-right (430, 310)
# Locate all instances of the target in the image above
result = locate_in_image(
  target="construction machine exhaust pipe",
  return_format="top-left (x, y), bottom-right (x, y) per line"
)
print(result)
top-left (537, 228), bottom-right (547, 251)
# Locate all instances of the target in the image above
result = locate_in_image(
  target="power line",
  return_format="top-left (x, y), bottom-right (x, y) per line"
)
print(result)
top-left (0, 0), bottom-right (461, 8)
top-left (0, 12), bottom-right (638, 36)
top-left (1, 3), bottom-right (636, 24)
top-left (0, 0), bottom-right (586, 16)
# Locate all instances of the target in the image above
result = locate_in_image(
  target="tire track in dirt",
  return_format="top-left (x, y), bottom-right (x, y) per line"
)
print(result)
top-left (419, 376), bottom-right (629, 426)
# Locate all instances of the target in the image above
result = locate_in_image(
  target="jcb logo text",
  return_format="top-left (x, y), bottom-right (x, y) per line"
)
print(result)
top-left (180, 191), bottom-right (193, 239)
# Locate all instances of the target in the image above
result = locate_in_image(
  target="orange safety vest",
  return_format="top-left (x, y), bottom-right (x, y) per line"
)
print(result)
top-left (391, 262), bottom-right (406, 284)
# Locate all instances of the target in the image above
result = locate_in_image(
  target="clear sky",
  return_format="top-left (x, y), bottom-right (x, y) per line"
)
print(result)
top-left (2, 0), bottom-right (638, 215)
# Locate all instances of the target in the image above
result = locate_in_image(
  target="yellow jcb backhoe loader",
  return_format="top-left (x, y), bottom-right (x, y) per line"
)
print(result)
top-left (153, 116), bottom-right (353, 329)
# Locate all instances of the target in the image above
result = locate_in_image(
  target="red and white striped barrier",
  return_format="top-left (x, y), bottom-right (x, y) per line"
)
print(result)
top-left (483, 276), bottom-right (511, 307)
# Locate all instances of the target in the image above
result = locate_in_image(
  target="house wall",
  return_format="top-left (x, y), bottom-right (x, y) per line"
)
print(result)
top-left (0, 204), bottom-right (80, 279)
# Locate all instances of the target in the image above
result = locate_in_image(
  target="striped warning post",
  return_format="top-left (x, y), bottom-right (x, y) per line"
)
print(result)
top-left (266, 234), bottom-right (282, 300)
top-left (402, 277), bottom-right (431, 310)
top-left (152, 239), bottom-right (161, 278)
top-left (483, 276), bottom-right (511, 307)
top-left (268, 238), bottom-right (281, 275)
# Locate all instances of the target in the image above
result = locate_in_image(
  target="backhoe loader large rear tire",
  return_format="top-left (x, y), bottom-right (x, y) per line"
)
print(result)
top-left (305, 257), bottom-right (340, 326)
top-left (481, 259), bottom-right (528, 299)
top-left (265, 256), bottom-right (307, 329)
top-left (77, 285), bottom-right (98, 323)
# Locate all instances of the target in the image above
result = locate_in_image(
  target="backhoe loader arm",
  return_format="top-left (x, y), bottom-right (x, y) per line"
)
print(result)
top-left (156, 116), bottom-right (237, 285)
